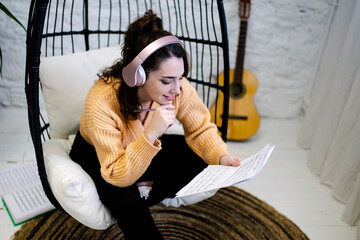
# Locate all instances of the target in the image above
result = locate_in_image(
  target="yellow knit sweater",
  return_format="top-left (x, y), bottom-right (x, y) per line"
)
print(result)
top-left (79, 77), bottom-right (228, 187)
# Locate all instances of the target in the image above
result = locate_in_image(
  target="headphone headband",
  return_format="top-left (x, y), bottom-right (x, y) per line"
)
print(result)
top-left (122, 35), bottom-right (184, 87)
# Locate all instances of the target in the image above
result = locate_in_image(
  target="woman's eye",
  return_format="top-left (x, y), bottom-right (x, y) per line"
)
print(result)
top-left (161, 80), bottom-right (171, 85)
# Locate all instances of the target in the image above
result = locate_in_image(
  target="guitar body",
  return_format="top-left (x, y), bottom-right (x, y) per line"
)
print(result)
top-left (210, 69), bottom-right (260, 141)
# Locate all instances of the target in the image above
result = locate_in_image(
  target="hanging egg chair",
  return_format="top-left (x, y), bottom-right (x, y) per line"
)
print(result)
top-left (25, 0), bottom-right (230, 229)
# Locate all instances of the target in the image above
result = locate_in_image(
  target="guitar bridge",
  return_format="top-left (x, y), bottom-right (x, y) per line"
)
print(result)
top-left (221, 114), bottom-right (248, 120)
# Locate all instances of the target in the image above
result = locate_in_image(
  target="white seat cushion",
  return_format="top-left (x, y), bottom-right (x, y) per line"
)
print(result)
top-left (43, 138), bottom-right (116, 230)
top-left (43, 136), bottom-right (217, 229)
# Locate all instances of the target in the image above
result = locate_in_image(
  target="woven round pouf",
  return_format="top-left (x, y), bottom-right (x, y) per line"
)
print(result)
top-left (13, 187), bottom-right (309, 240)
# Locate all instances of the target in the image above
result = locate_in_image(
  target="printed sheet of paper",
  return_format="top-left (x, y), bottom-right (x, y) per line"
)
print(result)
top-left (2, 184), bottom-right (55, 224)
top-left (0, 162), bottom-right (55, 225)
top-left (176, 144), bottom-right (275, 197)
top-left (0, 162), bottom-right (40, 196)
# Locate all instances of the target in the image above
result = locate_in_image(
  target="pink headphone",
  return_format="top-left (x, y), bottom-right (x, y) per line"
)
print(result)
top-left (122, 35), bottom-right (184, 87)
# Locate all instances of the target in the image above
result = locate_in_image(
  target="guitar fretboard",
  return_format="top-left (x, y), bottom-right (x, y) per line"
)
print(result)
top-left (234, 20), bottom-right (248, 85)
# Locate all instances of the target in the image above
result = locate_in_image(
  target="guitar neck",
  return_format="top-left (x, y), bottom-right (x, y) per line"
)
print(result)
top-left (234, 20), bottom-right (248, 84)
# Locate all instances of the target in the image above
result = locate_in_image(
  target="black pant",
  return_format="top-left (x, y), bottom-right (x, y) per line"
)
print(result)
top-left (69, 132), bottom-right (207, 240)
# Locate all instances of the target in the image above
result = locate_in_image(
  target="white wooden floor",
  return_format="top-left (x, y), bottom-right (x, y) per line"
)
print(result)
top-left (0, 108), bottom-right (357, 240)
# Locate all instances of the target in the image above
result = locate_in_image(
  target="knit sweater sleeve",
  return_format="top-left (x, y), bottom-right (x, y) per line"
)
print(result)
top-left (176, 79), bottom-right (228, 165)
top-left (80, 80), bottom-right (161, 187)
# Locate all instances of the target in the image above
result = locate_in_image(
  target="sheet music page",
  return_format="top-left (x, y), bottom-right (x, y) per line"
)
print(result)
top-left (176, 144), bottom-right (275, 197)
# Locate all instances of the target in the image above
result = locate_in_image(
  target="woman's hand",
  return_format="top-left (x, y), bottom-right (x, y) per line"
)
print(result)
top-left (219, 154), bottom-right (241, 167)
top-left (144, 104), bottom-right (175, 143)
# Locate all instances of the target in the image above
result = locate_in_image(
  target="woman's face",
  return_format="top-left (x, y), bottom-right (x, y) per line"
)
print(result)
top-left (137, 57), bottom-right (184, 106)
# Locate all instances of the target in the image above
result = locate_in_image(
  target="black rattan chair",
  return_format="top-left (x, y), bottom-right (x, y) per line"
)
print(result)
top-left (25, 0), bottom-right (230, 214)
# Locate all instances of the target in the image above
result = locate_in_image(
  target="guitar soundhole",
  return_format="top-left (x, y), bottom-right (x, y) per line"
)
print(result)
top-left (230, 82), bottom-right (246, 99)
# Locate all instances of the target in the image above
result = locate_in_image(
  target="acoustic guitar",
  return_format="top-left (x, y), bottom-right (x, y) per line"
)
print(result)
top-left (210, 0), bottom-right (260, 141)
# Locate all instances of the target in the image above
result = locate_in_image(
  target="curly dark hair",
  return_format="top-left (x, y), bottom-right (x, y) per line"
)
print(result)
top-left (98, 10), bottom-right (189, 122)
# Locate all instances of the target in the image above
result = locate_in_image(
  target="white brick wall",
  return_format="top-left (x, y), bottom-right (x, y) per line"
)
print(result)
top-left (0, 0), bottom-right (335, 118)
top-left (0, 0), bottom-right (30, 107)
top-left (225, 0), bottom-right (335, 118)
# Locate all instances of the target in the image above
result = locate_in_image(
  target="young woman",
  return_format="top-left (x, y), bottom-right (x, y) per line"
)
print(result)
top-left (70, 10), bottom-right (241, 240)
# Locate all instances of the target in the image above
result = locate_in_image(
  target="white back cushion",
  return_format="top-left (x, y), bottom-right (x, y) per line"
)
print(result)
top-left (39, 46), bottom-right (121, 139)
top-left (39, 45), bottom-right (184, 138)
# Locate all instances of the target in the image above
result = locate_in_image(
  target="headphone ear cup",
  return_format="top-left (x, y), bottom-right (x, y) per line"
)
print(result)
top-left (136, 65), bottom-right (147, 86)
top-left (123, 36), bottom-right (183, 87)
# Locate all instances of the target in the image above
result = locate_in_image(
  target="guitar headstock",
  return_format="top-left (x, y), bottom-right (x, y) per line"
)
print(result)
top-left (239, 0), bottom-right (251, 21)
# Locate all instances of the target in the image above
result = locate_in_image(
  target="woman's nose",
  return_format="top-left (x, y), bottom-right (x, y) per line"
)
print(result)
top-left (171, 79), bottom-right (182, 95)
top-left (174, 85), bottom-right (181, 95)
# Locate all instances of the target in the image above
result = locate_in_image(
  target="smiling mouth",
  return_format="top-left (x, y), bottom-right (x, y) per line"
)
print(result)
top-left (164, 95), bottom-right (175, 101)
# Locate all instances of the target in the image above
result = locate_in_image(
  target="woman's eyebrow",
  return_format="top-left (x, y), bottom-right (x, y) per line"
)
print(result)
top-left (161, 74), bottom-right (184, 79)
top-left (161, 76), bottom-right (177, 79)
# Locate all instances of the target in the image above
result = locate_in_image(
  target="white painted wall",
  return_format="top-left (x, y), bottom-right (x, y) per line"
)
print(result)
top-left (0, 0), bottom-right (335, 118)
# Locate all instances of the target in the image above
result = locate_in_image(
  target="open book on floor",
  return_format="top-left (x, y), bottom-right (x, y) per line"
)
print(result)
top-left (0, 162), bottom-right (56, 226)
top-left (176, 144), bottom-right (275, 197)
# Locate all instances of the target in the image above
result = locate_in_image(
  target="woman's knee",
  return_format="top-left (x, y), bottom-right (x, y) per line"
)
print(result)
top-left (97, 183), bottom-right (146, 213)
